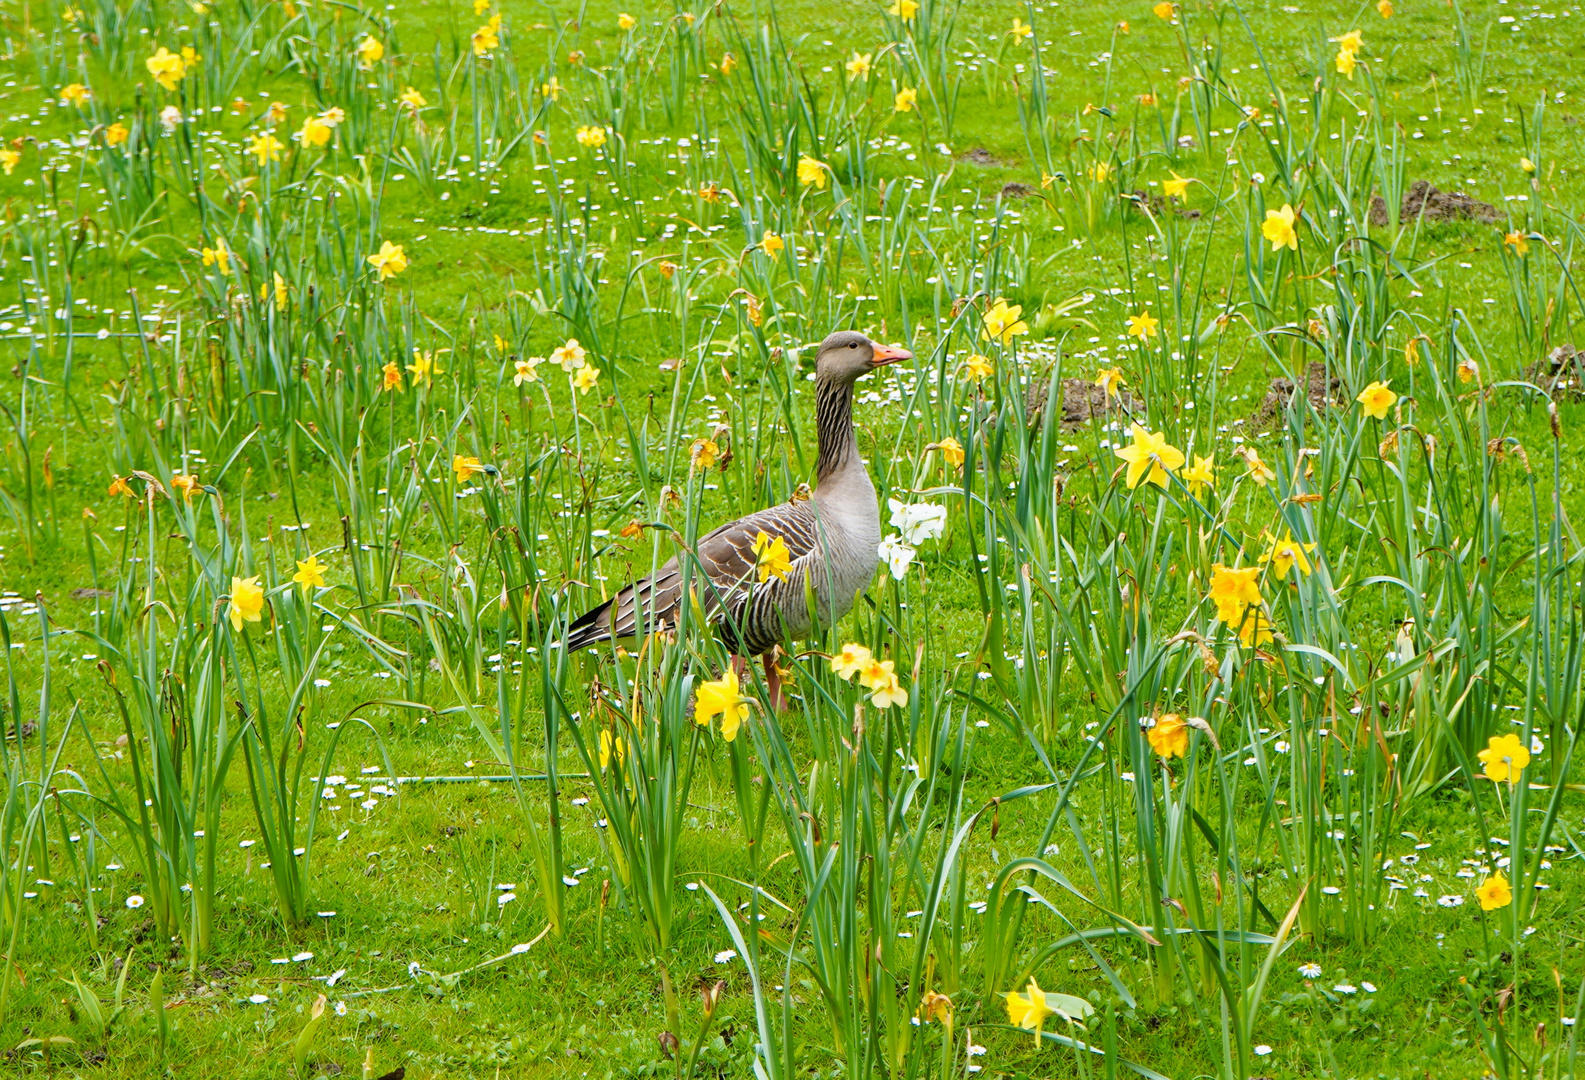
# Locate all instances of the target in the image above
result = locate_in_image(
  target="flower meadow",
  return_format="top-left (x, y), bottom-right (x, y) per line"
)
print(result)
top-left (0, 0), bottom-right (1581, 1074)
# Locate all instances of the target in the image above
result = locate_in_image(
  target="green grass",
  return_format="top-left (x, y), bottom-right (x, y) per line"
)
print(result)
top-left (0, 0), bottom-right (1583, 1076)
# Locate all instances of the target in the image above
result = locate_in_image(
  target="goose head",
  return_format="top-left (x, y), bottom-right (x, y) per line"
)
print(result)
top-left (812, 330), bottom-right (912, 385)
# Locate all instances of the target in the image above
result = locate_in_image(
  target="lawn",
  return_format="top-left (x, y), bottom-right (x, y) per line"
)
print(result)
top-left (0, 0), bottom-right (1582, 1076)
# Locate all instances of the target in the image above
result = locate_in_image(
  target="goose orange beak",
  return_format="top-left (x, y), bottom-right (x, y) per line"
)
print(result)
top-left (870, 343), bottom-right (913, 366)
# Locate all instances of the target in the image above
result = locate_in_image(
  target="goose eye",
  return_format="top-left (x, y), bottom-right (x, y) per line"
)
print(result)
top-left (847, 342), bottom-right (858, 349)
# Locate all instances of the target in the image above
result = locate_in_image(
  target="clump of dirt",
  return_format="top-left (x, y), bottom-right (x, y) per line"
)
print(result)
top-left (1025, 377), bottom-right (1141, 430)
top-left (1525, 343), bottom-right (1585, 399)
top-left (962, 147), bottom-right (1005, 166)
top-left (1251, 362), bottom-right (1346, 428)
top-left (1126, 189), bottom-right (1202, 220)
top-left (1368, 180), bottom-right (1501, 226)
top-left (999, 181), bottom-right (1034, 198)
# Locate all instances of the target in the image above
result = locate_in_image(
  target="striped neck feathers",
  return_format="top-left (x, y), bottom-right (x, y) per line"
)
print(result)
top-left (814, 376), bottom-right (860, 482)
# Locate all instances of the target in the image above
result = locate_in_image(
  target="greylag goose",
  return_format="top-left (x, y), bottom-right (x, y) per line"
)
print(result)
top-left (564, 330), bottom-right (911, 707)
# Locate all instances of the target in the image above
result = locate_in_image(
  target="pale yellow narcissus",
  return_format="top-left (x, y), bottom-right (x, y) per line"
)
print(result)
top-left (869, 670), bottom-right (908, 709)
top-left (229, 576), bottom-right (265, 632)
top-left (1243, 447), bottom-right (1275, 486)
top-left (751, 531), bottom-right (792, 582)
top-left (830, 642), bottom-right (873, 680)
top-left (1005, 976), bottom-right (1056, 1045)
top-left (513, 356), bottom-right (542, 385)
top-left (694, 670), bottom-right (750, 741)
top-left (796, 155), bottom-right (827, 189)
top-left (573, 365), bottom-right (600, 395)
top-left (1356, 380), bottom-right (1396, 419)
top-left (551, 339), bottom-right (587, 372)
top-left (845, 53), bottom-right (872, 79)
top-left (1477, 733), bottom-right (1530, 783)
top-left (1113, 424), bottom-right (1184, 489)
top-left (1147, 713), bottom-right (1190, 758)
top-left (406, 349), bottom-right (444, 385)
top-left (1126, 310), bottom-right (1159, 339)
top-left (1259, 532), bottom-right (1316, 580)
top-left (293, 555), bottom-right (327, 594)
top-left (1476, 872), bottom-right (1512, 911)
top-left (367, 241), bottom-right (408, 281)
top-left (1262, 204), bottom-right (1299, 251)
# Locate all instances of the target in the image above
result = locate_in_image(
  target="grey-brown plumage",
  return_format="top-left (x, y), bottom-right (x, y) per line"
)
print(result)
top-left (564, 331), bottom-right (910, 697)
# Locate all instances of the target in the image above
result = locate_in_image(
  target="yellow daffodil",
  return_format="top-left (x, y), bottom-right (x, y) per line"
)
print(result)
top-left (752, 530), bottom-right (793, 582)
top-left (1458, 357), bottom-right (1480, 384)
top-left (1114, 424), bottom-right (1184, 489)
top-left (575, 125), bottom-right (607, 149)
top-left (1208, 564), bottom-right (1261, 625)
top-left (964, 353), bottom-right (994, 382)
top-left (695, 669), bottom-right (750, 741)
top-left (1259, 532), bottom-right (1315, 580)
top-left (146, 47), bottom-right (187, 91)
top-left (1503, 231), bottom-right (1529, 256)
top-left (201, 238), bottom-right (232, 275)
top-left (1335, 47), bottom-right (1357, 78)
top-left (471, 19), bottom-right (500, 55)
top-left (918, 991), bottom-right (953, 1025)
top-left (573, 365), bottom-right (601, 395)
top-left (108, 475), bottom-right (134, 498)
top-left (1088, 160), bottom-right (1113, 182)
top-left (0, 148), bottom-right (19, 175)
top-left (719, 53), bottom-right (737, 75)
top-left (381, 360), bottom-right (403, 392)
top-left (691, 438), bottom-right (719, 471)
top-left (551, 338), bottom-right (587, 371)
top-left (1356, 380), bottom-right (1396, 420)
top-left (1163, 171), bottom-right (1192, 199)
top-left (1377, 0), bottom-right (1393, 16)
top-left (1005, 977), bottom-right (1056, 1045)
top-left (452, 454), bottom-right (484, 484)
top-left (473, 0), bottom-right (490, 13)
top-left (846, 52), bottom-right (872, 79)
top-left (1262, 204), bottom-right (1299, 251)
top-left (541, 76), bottom-right (563, 100)
top-left (797, 155), bottom-right (827, 189)
top-left (887, 0), bottom-right (918, 19)
top-left (368, 241), bottom-right (408, 281)
top-left (60, 83), bottom-right (89, 107)
top-left (106, 122), bottom-right (129, 146)
top-left (1147, 713), bottom-right (1189, 758)
top-left (831, 643), bottom-right (873, 680)
top-left (761, 232), bottom-right (785, 255)
top-left (292, 555), bottom-right (327, 594)
top-left (297, 115), bottom-right (333, 148)
top-left (894, 87), bottom-right (918, 112)
top-left (981, 298), bottom-right (1028, 345)
top-left (1243, 447), bottom-right (1275, 486)
top-left (181, 45), bottom-right (201, 68)
top-left (1182, 454), bottom-right (1215, 498)
top-left (248, 132), bottom-right (283, 165)
top-left (1477, 733), bottom-right (1530, 783)
top-left (1010, 17), bottom-right (1033, 39)
top-left (172, 474), bottom-right (199, 502)
top-left (229, 575), bottom-right (265, 632)
top-left (1236, 606), bottom-right (1273, 647)
top-left (1126, 310), bottom-right (1159, 339)
top-left (1095, 366), bottom-right (1124, 397)
top-left (1152, 0), bottom-right (1174, 18)
top-left (1476, 872), bottom-right (1512, 911)
top-left (356, 35), bottom-right (384, 67)
top-left (599, 729), bottom-right (626, 769)
top-left (1520, 156), bottom-right (1536, 174)
top-left (936, 436), bottom-right (965, 468)
top-left (400, 87), bottom-right (427, 111)
top-left (406, 349), bottom-right (444, 385)
top-left (269, 271), bottom-right (288, 311)
top-left (618, 11), bottom-right (636, 29)
top-left (1332, 29), bottom-right (1364, 52)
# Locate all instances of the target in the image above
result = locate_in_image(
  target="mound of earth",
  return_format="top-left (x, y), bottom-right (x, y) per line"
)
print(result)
top-left (1252, 362), bottom-right (1346, 428)
top-left (1127, 189), bottom-right (1202, 220)
top-left (1025, 377), bottom-right (1141, 429)
top-left (1525, 343), bottom-right (1585, 398)
top-left (1368, 180), bottom-right (1501, 227)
